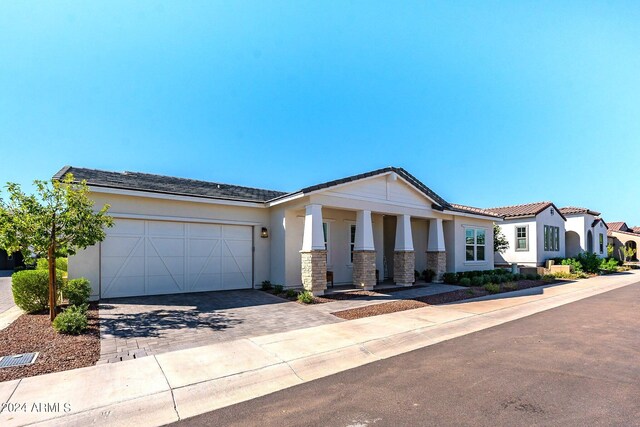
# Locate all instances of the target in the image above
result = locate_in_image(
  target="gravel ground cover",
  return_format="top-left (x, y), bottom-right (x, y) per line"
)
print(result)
top-left (332, 280), bottom-right (548, 320)
top-left (0, 303), bottom-right (100, 383)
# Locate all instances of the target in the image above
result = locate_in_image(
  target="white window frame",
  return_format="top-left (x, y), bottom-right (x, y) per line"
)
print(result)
top-left (544, 225), bottom-right (560, 252)
top-left (322, 222), bottom-right (331, 266)
top-left (347, 222), bottom-right (356, 265)
top-left (515, 225), bottom-right (529, 252)
top-left (464, 226), bottom-right (488, 264)
top-left (599, 233), bottom-right (604, 254)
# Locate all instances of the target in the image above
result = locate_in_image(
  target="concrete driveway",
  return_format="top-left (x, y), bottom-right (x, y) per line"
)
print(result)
top-left (98, 290), bottom-right (341, 363)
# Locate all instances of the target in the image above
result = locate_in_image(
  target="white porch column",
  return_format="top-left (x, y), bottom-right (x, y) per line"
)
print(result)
top-left (394, 214), bottom-right (415, 286)
top-left (302, 204), bottom-right (325, 251)
top-left (353, 210), bottom-right (376, 290)
top-left (300, 204), bottom-right (327, 295)
top-left (427, 218), bottom-right (447, 281)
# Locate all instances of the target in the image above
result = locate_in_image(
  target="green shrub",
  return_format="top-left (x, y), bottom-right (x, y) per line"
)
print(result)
top-left (525, 273), bottom-right (537, 280)
top-left (516, 273), bottom-right (526, 281)
top-left (11, 269), bottom-right (64, 313)
top-left (273, 284), bottom-right (284, 294)
top-left (575, 252), bottom-right (601, 274)
top-left (422, 269), bottom-right (436, 283)
top-left (442, 273), bottom-right (457, 284)
top-left (286, 289), bottom-right (297, 298)
top-left (495, 275), bottom-right (506, 284)
top-left (599, 258), bottom-right (619, 272)
top-left (560, 258), bottom-right (583, 273)
top-left (470, 276), bottom-right (483, 287)
top-left (493, 269), bottom-right (508, 275)
top-left (52, 304), bottom-right (88, 334)
top-left (459, 278), bottom-right (472, 287)
top-left (62, 278), bottom-right (91, 306)
top-left (414, 270), bottom-right (420, 281)
top-left (36, 257), bottom-right (68, 272)
top-left (483, 283), bottom-right (500, 294)
top-left (297, 290), bottom-right (314, 304)
top-left (542, 274), bottom-right (556, 282)
top-left (261, 280), bottom-right (273, 291)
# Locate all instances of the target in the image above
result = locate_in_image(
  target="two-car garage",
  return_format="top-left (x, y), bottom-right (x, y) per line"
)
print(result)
top-left (100, 219), bottom-right (254, 298)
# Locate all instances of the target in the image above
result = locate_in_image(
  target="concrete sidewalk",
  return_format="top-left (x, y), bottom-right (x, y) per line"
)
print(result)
top-left (1, 271), bottom-right (638, 427)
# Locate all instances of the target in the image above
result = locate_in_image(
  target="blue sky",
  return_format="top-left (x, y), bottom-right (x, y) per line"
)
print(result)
top-left (1, 1), bottom-right (639, 224)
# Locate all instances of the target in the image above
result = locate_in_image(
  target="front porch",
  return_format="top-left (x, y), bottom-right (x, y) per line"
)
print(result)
top-left (298, 203), bottom-right (450, 296)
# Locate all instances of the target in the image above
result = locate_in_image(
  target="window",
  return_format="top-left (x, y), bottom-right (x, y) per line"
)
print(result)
top-left (515, 226), bottom-right (528, 251)
top-left (599, 233), bottom-right (604, 253)
top-left (349, 224), bottom-right (356, 263)
top-left (544, 225), bottom-right (560, 251)
top-left (323, 222), bottom-right (330, 264)
top-left (465, 227), bottom-right (486, 262)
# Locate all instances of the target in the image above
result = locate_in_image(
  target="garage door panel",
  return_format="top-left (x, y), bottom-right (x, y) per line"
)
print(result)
top-left (109, 219), bottom-right (146, 235)
top-left (189, 224), bottom-right (222, 238)
top-left (148, 237), bottom-right (185, 257)
top-left (148, 221), bottom-right (185, 236)
top-left (101, 220), bottom-right (253, 298)
top-left (222, 272), bottom-right (250, 289)
top-left (188, 239), bottom-right (221, 257)
top-left (102, 237), bottom-right (143, 257)
top-left (223, 225), bottom-right (252, 240)
top-left (223, 240), bottom-right (253, 257)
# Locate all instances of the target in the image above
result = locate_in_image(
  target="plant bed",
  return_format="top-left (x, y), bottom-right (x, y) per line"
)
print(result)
top-left (332, 279), bottom-right (548, 320)
top-left (263, 285), bottom-right (433, 305)
top-left (0, 303), bottom-right (100, 383)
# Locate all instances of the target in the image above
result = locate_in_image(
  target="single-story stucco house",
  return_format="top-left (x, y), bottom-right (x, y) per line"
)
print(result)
top-left (607, 222), bottom-right (640, 262)
top-left (57, 166), bottom-right (501, 300)
top-left (486, 201), bottom-right (566, 267)
top-left (559, 207), bottom-right (608, 259)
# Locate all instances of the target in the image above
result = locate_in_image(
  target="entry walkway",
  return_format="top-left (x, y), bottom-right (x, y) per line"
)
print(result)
top-left (1, 271), bottom-right (638, 426)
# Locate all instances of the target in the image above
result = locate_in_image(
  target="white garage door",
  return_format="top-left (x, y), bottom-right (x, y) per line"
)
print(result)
top-left (100, 219), bottom-right (253, 298)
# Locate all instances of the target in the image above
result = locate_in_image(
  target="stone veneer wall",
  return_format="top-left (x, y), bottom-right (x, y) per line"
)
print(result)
top-left (301, 250), bottom-right (327, 295)
top-left (426, 251), bottom-right (447, 282)
top-left (352, 250), bottom-right (377, 290)
top-left (393, 250), bottom-right (415, 285)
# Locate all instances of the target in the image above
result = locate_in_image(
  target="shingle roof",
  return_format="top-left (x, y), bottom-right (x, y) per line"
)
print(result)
top-left (484, 201), bottom-right (567, 221)
top-left (607, 222), bottom-right (628, 232)
top-left (559, 206), bottom-right (601, 216)
top-left (285, 167), bottom-right (452, 209)
top-left (450, 204), bottom-right (503, 219)
top-left (53, 166), bottom-right (288, 203)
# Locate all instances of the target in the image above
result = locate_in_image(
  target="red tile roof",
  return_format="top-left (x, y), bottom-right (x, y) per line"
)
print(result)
top-left (450, 204), bottom-right (503, 219)
top-left (484, 201), bottom-right (567, 221)
top-left (607, 222), bottom-right (628, 232)
top-left (559, 206), bottom-right (601, 216)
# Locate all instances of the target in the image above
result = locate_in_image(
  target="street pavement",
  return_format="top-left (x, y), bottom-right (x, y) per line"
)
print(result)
top-left (176, 280), bottom-right (640, 427)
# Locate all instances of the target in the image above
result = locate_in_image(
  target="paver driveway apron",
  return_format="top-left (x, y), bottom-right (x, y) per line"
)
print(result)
top-left (98, 289), bottom-right (340, 363)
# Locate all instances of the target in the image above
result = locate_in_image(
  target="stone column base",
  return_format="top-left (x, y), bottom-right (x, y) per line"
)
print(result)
top-left (301, 250), bottom-right (327, 296)
top-left (426, 251), bottom-right (447, 282)
top-left (353, 250), bottom-right (376, 290)
top-left (394, 250), bottom-right (415, 286)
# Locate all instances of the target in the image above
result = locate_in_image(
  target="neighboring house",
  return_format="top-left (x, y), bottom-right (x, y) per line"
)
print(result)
top-left (607, 222), bottom-right (640, 262)
top-left (0, 250), bottom-right (23, 270)
top-left (485, 202), bottom-right (566, 267)
top-left (59, 166), bottom-right (500, 300)
top-left (559, 207), bottom-right (608, 259)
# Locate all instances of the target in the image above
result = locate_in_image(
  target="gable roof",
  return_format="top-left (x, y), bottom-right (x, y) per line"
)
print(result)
top-left (607, 222), bottom-right (629, 232)
top-left (484, 201), bottom-right (567, 221)
top-left (53, 166), bottom-right (288, 203)
top-left (559, 206), bottom-right (601, 216)
top-left (591, 218), bottom-right (609, 229)
top-left (274, 166), bottom-right (452, 209)
top-left (449, 204), bottom-right (503, 219)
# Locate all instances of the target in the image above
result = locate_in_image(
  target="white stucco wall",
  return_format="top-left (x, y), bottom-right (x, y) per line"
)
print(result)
top-left (451, 216), bottom-right (495, 272)
top-left (564, 214), bottom-right (608, 258)
top-left (68, 190), bottom-right (271, 300)
top-left (535, 206), bottom-right (566, 265)
top-left (494, 218), bottom-right (538, 266)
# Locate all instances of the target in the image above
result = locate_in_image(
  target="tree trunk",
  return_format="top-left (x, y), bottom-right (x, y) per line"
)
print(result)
top-left (49, 225), bottom-right (57, 321)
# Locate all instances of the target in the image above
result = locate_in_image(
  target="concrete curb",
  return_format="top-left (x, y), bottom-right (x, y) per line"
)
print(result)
top-left (1, 271), bottom-right (638, 426)
top-left (0, 307), bottom-right (23, 331)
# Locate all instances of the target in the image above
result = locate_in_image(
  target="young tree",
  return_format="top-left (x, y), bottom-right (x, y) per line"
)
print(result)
top-left (0, 173), bottom-right (113, 320)
top-left (494, 224), bottom-right (509, 254)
